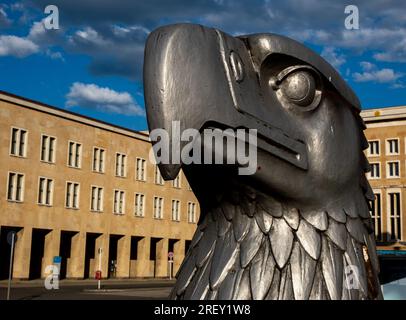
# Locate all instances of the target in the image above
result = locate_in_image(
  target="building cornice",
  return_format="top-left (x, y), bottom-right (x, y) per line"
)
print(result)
top-left (0, 90), bottom-right (150, 142)
top-left (361, 105), bottom-right (406, 124)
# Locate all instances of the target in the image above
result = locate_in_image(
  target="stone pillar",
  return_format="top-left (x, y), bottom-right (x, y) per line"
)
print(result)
top-left (95, 233), bottom-right (109, 279)
top-left (12, 227), bottom-right (32, 280)
top-left (173, 239), bottom-right (185, 275)
top-left (67, 232), bottom-right (85, 279)
top-left (42, 229), bottom-right (61, 278)
top-left (116, 235), bottom-right (130, 278)
top-left (135, 236), bottom-right (151, 277)
top-left (155, 238), bottom-right (168, 278)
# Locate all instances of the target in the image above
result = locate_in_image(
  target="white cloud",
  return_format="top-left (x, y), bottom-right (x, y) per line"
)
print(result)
top-left (321, 47), bottom-right (346, 70)
top-left (28, 20), bottom-right (46, 39)
top-left (66, 82), bottom-right (145, 116)
top-left (112, 25), bottom-right (150, 38)
top-left (45, 49), bottom-right (64, 61)
top-left (71, 27), bottom-right (109, 47)
top-left (28, 19), bottom-right (63, 45)
top-left (353, 69), bottom-right (401, 83)
top-left (291, 27), bottom-right (406, 64)
top-left (0, 35), bottom-right (38, 57)
top-left (0, 18), bottom-right (62, 59)
top-left (373, 37), bottom-right (406, 62)
top-left (359, 61), bottom-right (375, 72)
top-left (340, 28), bottom-right (404, 49)
top-left (289, 29), bottom-right (331, 43)
top-left (353, 62), bottom-right (403, 83)
top-left (391, 82), bottom-right (406, 89)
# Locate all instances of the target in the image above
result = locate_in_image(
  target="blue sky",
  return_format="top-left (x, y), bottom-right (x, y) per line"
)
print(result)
top-left (0, 0), bottom-right (405, 131)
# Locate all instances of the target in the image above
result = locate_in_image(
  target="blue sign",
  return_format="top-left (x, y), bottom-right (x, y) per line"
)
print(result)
top-left (53, 256), bottom-right (62, 263)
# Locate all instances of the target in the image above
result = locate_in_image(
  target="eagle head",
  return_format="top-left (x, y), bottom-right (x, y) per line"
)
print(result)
top-left (144, 23), bottom-right (382, 300)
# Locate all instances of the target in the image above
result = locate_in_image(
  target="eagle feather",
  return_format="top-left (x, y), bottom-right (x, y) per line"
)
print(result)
top-left (172, 183), bottom-right (381, 300)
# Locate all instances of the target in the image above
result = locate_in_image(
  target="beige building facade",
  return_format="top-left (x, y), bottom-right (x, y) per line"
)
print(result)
top-left (362, 106), bottom-right (406, 253)
top-left (0, 91), bottom-right (199, 280)
top-left (2, 88), bottom-right (406, 281)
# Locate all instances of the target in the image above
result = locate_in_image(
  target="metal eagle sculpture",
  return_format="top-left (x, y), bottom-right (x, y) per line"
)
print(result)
top-left (143, 24), bottom-right (382, 300)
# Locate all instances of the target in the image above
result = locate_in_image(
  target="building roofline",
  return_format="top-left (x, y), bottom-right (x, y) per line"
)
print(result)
top-left (0, 90), bottom-right (150, 142)
top-left (361, 105), bottom-right (406, 123)
top-left (363, 105), bottom-right (406, 111)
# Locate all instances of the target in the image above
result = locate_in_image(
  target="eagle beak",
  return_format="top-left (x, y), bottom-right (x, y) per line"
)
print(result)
top-left (144, 23), bottom-right (232, 180)
top-left (144, 23), bottom-right (308, 180)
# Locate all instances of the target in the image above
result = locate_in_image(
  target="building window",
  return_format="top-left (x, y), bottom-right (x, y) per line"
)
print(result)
top-left (91, 186), bottom-right (103, 212)
top-left (10, 127), bottom-right (27, 157)
top-left (388, 192), bottom-right (402, 241)
top-left (368, 140), bottom-right (380, 156)
top-left (187, 202), bottom-right (197, 223)
top-left (387, 138), bottom-right (399, 155)
top-left (387, 161), bottom-right (400, 178)
top-left (113, 190), bottom-right (125, 214)
top-left (67, 141), bottom-right (82, 168)
top-left (92, 147), bottom-right (105, 173)
top-left (38, 177), bottom-right (53, 206)
top-left (135, 193), bottom-right (145, 217)
top-left (115, 153), bottom-right (127, 177)
top-left (172, 199), bottom-right (180, 221)
top-left (66, 182), bottom-right (80, 209)
top-left (153, 196), bottom-right (163, 219)
top-left (369, 192), bottom-right (382, 241)
top-left (155, 165), bottom-right (164, 185)
top-left (7, 172), bottom-right (24, 202)
top-left (173, 174), bottom-right (181, 188)
top-left (40, 135), bottom-right (56, 163)
top-left (368, 163), bottom-right (380, 179)
top-left (136, 158), bottom-right (146, 181)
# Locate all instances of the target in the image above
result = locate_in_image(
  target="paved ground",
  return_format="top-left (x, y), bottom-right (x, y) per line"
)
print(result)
top-left (0, 279), bottom-right (175, 300)
top-left (2, 278), bottom-right (405, 300)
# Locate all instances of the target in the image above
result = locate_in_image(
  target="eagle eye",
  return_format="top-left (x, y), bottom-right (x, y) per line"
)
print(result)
top-left (269, 65), bottom-right (323, 111)
top-left (281, 71), bottom-right (315, 105)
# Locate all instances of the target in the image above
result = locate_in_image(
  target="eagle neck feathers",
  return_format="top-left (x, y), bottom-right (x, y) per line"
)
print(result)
top-left (171, 184), bottom-right (382, 300)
